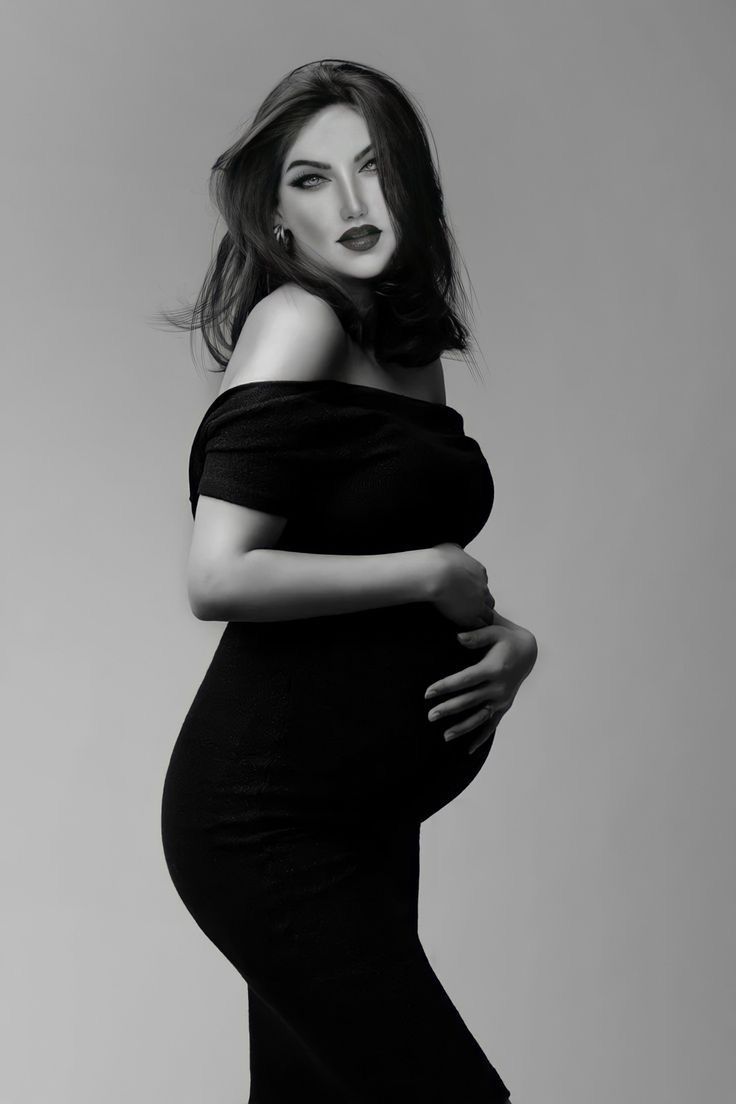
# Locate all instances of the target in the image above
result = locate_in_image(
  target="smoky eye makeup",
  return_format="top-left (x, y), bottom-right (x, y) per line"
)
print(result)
top-left (289, 173), bottom-right (323, 190)
top-left (288, 158), bottom-right (378, 190)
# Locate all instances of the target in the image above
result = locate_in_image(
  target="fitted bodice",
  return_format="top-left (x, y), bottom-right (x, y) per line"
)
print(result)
top-left (188, 378), bottom-right (494, 555)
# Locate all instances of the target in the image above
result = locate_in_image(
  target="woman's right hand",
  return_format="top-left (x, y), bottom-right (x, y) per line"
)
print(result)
top-left (428, 542), bottom-right (495, 629)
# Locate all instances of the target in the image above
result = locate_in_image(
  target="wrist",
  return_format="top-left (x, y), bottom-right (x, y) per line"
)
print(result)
top-left (414, 547), bottom-right (446, 603)
top-left (493, 613), bottom-right (537, 653)
top-left (510, 625), bottom-right (538, 667)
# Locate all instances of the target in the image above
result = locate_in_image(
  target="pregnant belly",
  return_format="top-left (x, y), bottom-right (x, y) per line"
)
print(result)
top-left (171, 604), bottom-right (496, 825)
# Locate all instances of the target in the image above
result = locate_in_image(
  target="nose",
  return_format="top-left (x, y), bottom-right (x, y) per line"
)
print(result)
top-left (338, 177), bottom-right (368, 221)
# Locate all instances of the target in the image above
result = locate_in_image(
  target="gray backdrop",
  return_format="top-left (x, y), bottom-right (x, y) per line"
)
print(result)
top-left (2, 2), bottom-right (734, 1102)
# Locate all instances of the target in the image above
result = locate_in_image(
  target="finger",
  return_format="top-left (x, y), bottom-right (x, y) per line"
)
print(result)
top-left (423, 662), bottom-right (492, 697)
top-left (467, 703), bottom-right (511, 751)
top-left (468, 725), bottom-right (497, 755)
top-left (444, 705), bottom-right (497, 742)
top-left (456, 625), bottom-right (498, 648)
top-left (425, 655), bottom-right (507, 701)
top-left (429, 688), bottom-right (501, 724)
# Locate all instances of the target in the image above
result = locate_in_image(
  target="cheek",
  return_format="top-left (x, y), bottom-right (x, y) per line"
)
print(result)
top-left (292, 204), bottom-right (332, 243)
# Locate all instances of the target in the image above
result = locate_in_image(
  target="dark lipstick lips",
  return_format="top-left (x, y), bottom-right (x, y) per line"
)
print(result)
top-left (337, 225), bottom-right (381, 242)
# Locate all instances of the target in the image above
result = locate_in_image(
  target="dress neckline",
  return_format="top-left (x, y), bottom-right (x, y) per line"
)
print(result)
top-left (201, 377), bottom-right (463, 424)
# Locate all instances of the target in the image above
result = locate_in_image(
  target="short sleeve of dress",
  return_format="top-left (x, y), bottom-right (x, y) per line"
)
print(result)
top-left (189, 383), bottom-right (321, 519)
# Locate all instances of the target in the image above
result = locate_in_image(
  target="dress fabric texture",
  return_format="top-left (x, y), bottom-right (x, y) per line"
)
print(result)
top-left (161, 379), bottom-right (511, 1102)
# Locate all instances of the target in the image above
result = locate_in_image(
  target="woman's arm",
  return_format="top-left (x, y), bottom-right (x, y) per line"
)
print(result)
top-left (192, 546), bottom-right (443, 622)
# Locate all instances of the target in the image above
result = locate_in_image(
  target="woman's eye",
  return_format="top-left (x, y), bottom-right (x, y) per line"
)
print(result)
top-left (291, 173), bottom-right (323, 189)
top-left (291, 160), bottom-right (378, 190)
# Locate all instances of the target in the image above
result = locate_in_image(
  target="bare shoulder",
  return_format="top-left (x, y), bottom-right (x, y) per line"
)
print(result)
top-left (224, 284), bottom-right (347, 388)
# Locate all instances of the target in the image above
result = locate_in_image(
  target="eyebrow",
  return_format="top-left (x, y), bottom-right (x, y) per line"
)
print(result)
top-left (285, 143), bottom-right (374, 173)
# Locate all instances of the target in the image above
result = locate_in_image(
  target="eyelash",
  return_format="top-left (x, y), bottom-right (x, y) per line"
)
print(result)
top-left (290, 158), bottom-right (378, 190)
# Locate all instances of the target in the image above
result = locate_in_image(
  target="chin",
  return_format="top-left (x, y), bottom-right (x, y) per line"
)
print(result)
top-left (320, 262), bottom-right (382, 287)
top-left (343, 260), bottom-right (388, 280)
top-left (341, 251), bottom-right (394, 279)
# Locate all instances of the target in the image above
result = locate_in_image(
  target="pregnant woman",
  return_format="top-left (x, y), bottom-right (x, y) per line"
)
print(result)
top-left (161, 59), bottom-right (537, 1103)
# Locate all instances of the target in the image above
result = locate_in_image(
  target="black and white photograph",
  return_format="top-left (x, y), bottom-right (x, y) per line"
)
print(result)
top-left (3, 4), bottom-right (734, 1103)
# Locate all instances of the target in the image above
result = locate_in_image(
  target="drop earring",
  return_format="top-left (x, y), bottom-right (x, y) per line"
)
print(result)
top-left (273, 224), bottom-right (291, 252)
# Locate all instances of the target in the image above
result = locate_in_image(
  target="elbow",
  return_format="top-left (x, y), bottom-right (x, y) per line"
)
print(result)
top-left (187, 549), bottom-right (262, 622)
top-left (187, 575), bottom-right (222, 621)
top-left (189, 591), bottom-right (217, 621)
top-left (190, 599), bottom-right (217, 621)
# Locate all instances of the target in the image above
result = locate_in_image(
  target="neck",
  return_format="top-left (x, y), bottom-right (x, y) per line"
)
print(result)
top-left (342, 278), bottom-right (375, 315)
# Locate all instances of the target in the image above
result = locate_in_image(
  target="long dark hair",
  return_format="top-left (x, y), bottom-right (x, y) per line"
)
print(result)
top-left (152, 59), bottom-right (482, 378)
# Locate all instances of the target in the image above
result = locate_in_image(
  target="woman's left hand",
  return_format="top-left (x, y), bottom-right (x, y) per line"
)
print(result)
top-left (424, 624), bottom-right (538, 755)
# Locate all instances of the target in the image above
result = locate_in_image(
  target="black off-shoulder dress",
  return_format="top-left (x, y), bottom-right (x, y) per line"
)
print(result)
top-left (160, 379), bottom-right (511, 1103)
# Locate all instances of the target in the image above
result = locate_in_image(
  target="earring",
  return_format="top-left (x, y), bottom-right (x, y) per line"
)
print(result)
top-left (273, 224), bottom-right (290, 251)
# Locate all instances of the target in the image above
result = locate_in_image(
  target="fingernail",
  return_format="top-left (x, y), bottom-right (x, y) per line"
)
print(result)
top-left (428, 710), bottom-right (441, 722)
top-left (444, 730), bottom-right (457, 742)
top-left (457, 633), bottom-right (469, 641)
top-left (425, 689), bottom-right (437, 700)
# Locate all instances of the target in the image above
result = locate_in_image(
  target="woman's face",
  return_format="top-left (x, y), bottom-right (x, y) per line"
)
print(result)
top-left (275, 104), bottom-right (398, 289)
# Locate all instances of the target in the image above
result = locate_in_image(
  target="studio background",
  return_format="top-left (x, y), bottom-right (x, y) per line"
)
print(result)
top-left (2, 2), bottom-right (734, 1102)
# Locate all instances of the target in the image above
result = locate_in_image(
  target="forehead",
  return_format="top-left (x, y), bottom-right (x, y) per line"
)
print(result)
top-left (285, 104), bottom-right (370, 159)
